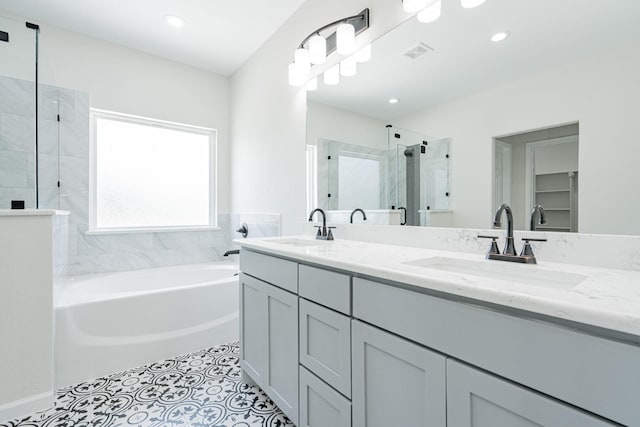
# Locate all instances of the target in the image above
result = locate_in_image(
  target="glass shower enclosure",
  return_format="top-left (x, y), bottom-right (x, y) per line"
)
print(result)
top-left (1, 14), bottom-right (61, 209)
top-left (387, 126), bottom-right (451, 226)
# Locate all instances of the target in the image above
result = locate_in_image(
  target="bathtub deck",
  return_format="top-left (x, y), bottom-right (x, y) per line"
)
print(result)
top-left (1, 343), bottom-right (293, 427)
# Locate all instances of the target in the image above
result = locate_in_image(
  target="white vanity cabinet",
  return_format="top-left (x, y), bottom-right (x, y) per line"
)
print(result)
top-left (239, 252), bottom-right (299, 425)
top-left (239, 248), bottom-right (639, 427)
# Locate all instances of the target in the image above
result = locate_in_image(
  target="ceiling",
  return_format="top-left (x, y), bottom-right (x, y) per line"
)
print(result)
top-left (309, 0), bottom-right (640, 120)
top-left (0, 0), bottom-right (307, 75)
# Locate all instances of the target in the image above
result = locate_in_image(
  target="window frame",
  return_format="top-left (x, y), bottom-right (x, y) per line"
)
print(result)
top-left (88, 108), bottom-right (217, 234)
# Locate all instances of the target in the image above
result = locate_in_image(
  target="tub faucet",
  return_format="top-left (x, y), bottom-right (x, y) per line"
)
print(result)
top-left (308, 208), bottom-right (334, 240)
top-left (530, 204), bottom-right (547, 231)
top-left (350, 208), bottom-right (367, 224)
top-left (492, 203), bottom-right (517, 256)
top-left (223, 249), bottom-right (240, 257)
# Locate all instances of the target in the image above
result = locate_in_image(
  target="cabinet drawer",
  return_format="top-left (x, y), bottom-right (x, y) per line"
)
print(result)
top-left (300, 299), bottom-right (351, 397)
top-left (299, 264), bottom-right (351, 314)
top-left (240, 250), bottom-right (298, 293)
top-left (353, 277), bottom-right (640, 426)
top-left (300, 365), bottom-right (351, 427)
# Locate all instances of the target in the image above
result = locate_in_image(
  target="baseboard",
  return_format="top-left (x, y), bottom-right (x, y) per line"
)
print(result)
top-left (0, 391), bottom-right (54, 424)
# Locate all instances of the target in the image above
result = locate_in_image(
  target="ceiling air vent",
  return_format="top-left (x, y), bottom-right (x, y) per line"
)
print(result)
top-left (404, 42), bottom-right (434, 59)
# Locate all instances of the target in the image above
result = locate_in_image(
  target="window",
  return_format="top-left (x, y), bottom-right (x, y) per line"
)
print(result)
top-left (90, 109), bottom-right (216, 232)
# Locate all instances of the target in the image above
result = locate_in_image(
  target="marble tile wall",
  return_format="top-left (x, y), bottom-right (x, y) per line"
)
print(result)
top-left (0, 76), bottom-right (37, 208)
top-left (0, 76), bottom-right (85, 210)
top-left (317, 138), bottom-right (389, 211)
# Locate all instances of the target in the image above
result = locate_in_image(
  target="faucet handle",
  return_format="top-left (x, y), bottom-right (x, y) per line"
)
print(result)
top-left (520, 237), bottom-right (546, 257)
top-left (314, 226), bottom-right (323, 237)
top-left (478, 235), bottom-right (500, 255)
top-left (327, 226), bottom-right (336, 240)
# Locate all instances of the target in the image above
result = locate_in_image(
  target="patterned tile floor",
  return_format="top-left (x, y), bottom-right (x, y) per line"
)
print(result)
top-left (2, 343), bottom-right (294, 427)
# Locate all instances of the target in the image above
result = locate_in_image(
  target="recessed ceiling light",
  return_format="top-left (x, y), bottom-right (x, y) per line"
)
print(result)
top-left (491, 31), bottom-right (510, 42)
top-left (165, 15), bottom-right (185, 28)
top-left (389, 98), bottom-right (399, 104)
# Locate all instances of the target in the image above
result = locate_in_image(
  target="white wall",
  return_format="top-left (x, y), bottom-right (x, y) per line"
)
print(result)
top-left (394, 44), bottom-right (640, 235)
top-left (307, 101), bottom-right (387, 149)
top-left (230, 0), bottom-right (408, 235)
top-left (0, 212), bottom-right (55, 422)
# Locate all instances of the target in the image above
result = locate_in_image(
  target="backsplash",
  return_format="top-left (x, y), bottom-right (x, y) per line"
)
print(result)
top-left (315, 223), bottom-right (640, 272)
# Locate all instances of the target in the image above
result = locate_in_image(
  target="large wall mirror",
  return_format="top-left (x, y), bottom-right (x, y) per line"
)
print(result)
top-left (306, 0), bottom-right (640, 236)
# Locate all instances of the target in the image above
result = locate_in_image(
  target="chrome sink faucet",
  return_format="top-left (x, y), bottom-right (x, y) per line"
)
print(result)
top-left (308, 208), bottom-right (335, 240)
top-left (478, 203), bottom-right (547, 264)
top-left (350, 208), bottom-right (367, 224)
top-left (493, 203), bottom-right (517, 256)
top-left (530, 204), bottom-right (547, 231)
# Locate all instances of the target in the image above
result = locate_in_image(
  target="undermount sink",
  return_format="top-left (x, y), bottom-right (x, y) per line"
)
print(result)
top-left (267, 238), bottom-right (330, 248)
top-left (403, 256), bottom-right (587, 289)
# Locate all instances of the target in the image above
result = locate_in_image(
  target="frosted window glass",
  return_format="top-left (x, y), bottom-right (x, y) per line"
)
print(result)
top-left (95, 117), bottom-right (213, 228)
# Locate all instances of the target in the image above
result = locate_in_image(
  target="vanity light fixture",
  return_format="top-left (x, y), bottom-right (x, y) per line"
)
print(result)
top-left (404, 0), bottom-right (486, 23)
top-left (403, 0), bottom-right (430, 14)
top-left (460, 0), bottom-right (486, 8)
top-left (336, 23), bottom-right (356, 55)
top-left (389, 98), bottom-right (399, 104)
top-left (164, 15), bottom-right (185, 28)
top-left (294, 48), bottom-right (311, 75)
top-left (309, 35), bottom-right (327, 65)
top-left (491, 31), bottom-right (510, 42)
top-left (417, 0), bottom-right (442, 23)
top-left (288, 9), bottom-right (370, 87)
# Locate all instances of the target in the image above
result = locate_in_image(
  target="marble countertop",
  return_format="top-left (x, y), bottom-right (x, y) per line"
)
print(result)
top-left (236, 235), bottom-right (640, 339)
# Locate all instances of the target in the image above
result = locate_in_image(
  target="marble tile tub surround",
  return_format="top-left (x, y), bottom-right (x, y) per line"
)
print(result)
top-left (303, 222), bottom-right (640, 272)
top-left (239, 234), bottom-right (640, 339)
top-left (67, 213), bottom-right (281, 276)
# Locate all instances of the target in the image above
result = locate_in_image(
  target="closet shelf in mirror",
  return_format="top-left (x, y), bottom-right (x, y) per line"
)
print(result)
top-left (535, 189), bottom-right (570, 194)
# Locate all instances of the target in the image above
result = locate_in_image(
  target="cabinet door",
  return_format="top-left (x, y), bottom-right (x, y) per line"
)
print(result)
top-left (239, 274), bottom-right (266, 386)
top-left (300, 366), bottom-right (351, 427)
top-left (264, 282), bottom-right (299, 425)
top-left (300, 299), bottom-right (351, 397)
top-left (352, 320), bottom-right (446, 427)
top-left (447, 360), bottom-right (619, 427)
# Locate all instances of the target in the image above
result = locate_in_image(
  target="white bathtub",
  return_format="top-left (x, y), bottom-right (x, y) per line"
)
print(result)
top-left (54, 262), bottom-right (239, 388)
